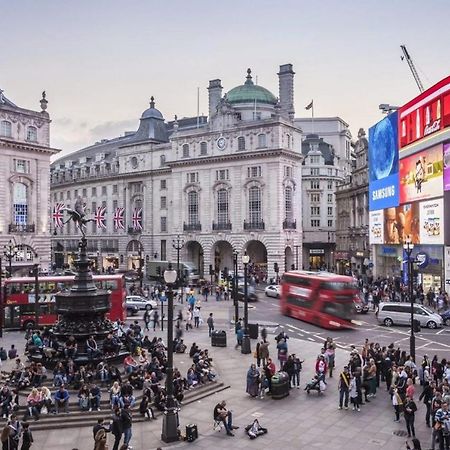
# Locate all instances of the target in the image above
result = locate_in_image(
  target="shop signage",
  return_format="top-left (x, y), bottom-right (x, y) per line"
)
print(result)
top-left (419, 198), bottom-right (444, 245)
top-left (310, 249), bottom-right (325, 255)
top-left (369, 210), bottom-right (384, 244)
top-left (355, 251), bottom-right (365, 257)
top-left (415, 252), bottom-right (429, 269)
top-left (381, 246), bottom-right (397, 255)
top-left (335, 252), bottom-right (349, 259)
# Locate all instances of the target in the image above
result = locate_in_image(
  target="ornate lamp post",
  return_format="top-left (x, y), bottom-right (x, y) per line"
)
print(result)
top-left (172, 235), bottom-right (184, 299)
top-left (241, 252), bottom-right (251, 354)
top-left (0, 256), bottom-right (3, 338)
top-left (3, 240), bottom-right (19, 278)
top-left (233, 250), bottom-right (239, 325)
top-left (403, 236), bottom-right (415, 361)
top-left (161, 264), bottom-right (179, 443)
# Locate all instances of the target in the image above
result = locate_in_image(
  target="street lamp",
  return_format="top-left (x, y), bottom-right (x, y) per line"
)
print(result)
top-left (33, 257), bottom-right (40, 329)
top-left (403, 236), bottom-right (415, 361)
top-left (3, 240), bottom-right (19, 278)
top-left (241, 252), bottom-right (251, 354)
top-left (233, 251), bottom-right (239, 325)
top-left (0, 256), bottom-right (3, 338)
top-left (161, 264), bottom-right (179, 443)
top-left (138, 243), bottom-right (144, 290)
top-left (172, 235), bottom-right (185, 300)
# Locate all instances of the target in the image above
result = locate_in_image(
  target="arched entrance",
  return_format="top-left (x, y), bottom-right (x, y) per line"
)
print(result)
top-left (185, 241), bottom-right (204, 278)
top-left (212, 240), bottom-right (234, 280)
top-left (285, 246), bottom-right (294, 271)
top-left (245, 240), bottom-right (268, 282)
top-left (126, 239), bottom-right (143, 271)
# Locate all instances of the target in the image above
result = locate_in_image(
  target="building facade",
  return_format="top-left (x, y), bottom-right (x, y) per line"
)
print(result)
top-left (0, 90), bottom-right (59, 275)
top-left (335, 128), bottom-right (370, 276)
top-left (301, 134), bottom-right (344, 270)
top-left (50, 65), bottom-right (303, 282)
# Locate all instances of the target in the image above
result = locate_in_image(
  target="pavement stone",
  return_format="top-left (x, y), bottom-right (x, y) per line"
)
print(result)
top-left (0, 298), bottom-right (436, 449)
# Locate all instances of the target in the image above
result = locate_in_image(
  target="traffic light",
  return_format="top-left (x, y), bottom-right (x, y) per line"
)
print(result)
top-left (223, 267), bottom-right (228, 280)
top-left (274, 262), bottom-right (279, 273)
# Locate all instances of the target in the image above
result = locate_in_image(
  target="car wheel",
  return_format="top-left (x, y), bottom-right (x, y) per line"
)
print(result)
top-left (445, 318), bottom-right (450, 327)
top-left (384, 318), bottom-right (393, 327)
top-left (145, 304), bottom-right (153, 311)
top-left (427, 321), bottom-right (437, 329)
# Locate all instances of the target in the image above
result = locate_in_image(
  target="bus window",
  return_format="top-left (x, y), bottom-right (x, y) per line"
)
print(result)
top-left (320, 281), bottom-right (356, 291)
top-left (282, 275), bottom-right (312, 286)
top-left (287, 296), bottom-right (314, 309)
top-left (321, 301), bottom-right (352, 320)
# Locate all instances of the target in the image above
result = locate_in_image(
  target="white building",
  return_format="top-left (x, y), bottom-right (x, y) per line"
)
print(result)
top-left (0, 89), bottom-right (59, 275)
top-left (50, 64), bottom-right (303, 282)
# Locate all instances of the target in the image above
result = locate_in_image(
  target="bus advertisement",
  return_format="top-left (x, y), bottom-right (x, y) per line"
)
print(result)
top-left (3, 274), bottom-right (126, 329)
top-left (280, 271), bottom-right (357, 329)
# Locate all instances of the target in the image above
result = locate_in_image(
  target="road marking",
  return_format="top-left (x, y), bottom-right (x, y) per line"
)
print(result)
top-left (336, 343), bottom-right (347, 349)
top-left (416, 343), bottom-right (431, 350)
top-left (313, 335), bottom-right (324, 341)
top-left (308, 337), bottom-right (315, 342)
top-left (288, 324), bottom-right (303, 331)
top-left (270, 303), bottom-right (278, 307)
top-left (288, 329), bottom-right (295, 333)
top-left (437, 329), bottom-right (445, 335)
top-left (296, 333), bottom-right (304, 337)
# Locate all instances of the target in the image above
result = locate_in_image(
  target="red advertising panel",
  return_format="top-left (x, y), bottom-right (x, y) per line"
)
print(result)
top-left (399, 144), bottom-right (443, 204)
top-left (399, 75), bottom-right (450, 149)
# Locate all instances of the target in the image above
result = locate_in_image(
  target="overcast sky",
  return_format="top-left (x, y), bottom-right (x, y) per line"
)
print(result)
top-left (2, 0), bottom-right (449, 157)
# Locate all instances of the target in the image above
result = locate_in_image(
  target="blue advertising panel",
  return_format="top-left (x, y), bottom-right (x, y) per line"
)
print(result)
top-left (369, 112), bottom-right (399, 210)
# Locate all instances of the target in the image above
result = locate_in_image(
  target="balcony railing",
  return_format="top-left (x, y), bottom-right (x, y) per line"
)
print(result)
top-left (183, 222), bottom-right (202, 232)
top-left (212, 221), bottom-right (232, 231)
top-left (283, 219), bottom-right (297, 230)
top-left (128, 227), bottom-right (142, 235)
top-left (243, 220), bottom-right (265, 230)
top-left (101, 247), bottom-right (119, 253)
top-left (9, 224), bottom-right (35, 233)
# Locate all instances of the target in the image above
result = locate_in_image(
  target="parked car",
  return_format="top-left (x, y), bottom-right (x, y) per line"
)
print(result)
top-left (265, 285), bottom-right (281, 298)
top-left (125, 295), bottom-right (157, 311)
top-left (353, 293), bottom-right (369, 314)
top-left (440, 309), bottom-right (450, 326)
top-left (237, 289), bottom-right (258, 302)
top-left (123, 270), bottom-right (140, 282)
top-left (126, 303), bottom-right (139, 316)
top-left (377, 302), bottom-right (443, 329)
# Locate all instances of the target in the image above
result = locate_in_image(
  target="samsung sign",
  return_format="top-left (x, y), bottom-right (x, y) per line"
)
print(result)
top-left (368, 112), bottom-right (400, 210)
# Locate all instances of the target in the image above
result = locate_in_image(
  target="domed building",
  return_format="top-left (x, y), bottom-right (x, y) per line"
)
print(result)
top-left (50, 64), bottom-right (302, 283)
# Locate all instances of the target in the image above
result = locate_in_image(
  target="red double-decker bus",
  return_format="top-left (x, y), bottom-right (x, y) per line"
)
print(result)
top-left (280, 271), bottom-right (357, 329)
top-left (3, 274), bottom-right (126, 329)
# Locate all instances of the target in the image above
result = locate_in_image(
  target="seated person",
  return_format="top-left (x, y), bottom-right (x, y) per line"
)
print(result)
top-left (64, 335), bottom-right (78, 359)
top-left (110, 381), bottom-right (123, 409)
top-left (53, 363), bottom-right (67, 387)
top-left (78, 384), bottom-right (90, 410)
top-left (128, 370), bottom-right (144, 390)
top-left (245, 419), bottom-right (268, 439)
top-left (103, 333), bottom-right (120, 355)
top-left (86, 336), bottom-right (101, 360)
top-left (123, 355), bottom-right (138, 374)
top-left (139, 395), bottom-right (156, 420)
top-left (0, 385), bottom-right (13, 419)
top-left (25, 387), bottom-right (41, 420)
top-left (39, 386), bottom-right (53, 414)
top-left (8, 345), bottom-right (17, 360)
top-left (153, 387), bottom-right (166, 412)
top-left (89, 383), bottom-right (101, 411)
top-left (96, 362), bottom-right (110, 386)
top-left (186, 368), bottom-right (199, 388)
top-left (54, 385), bottom-right (70, 414)
top-left (213, 400), bottom-right (238, 436)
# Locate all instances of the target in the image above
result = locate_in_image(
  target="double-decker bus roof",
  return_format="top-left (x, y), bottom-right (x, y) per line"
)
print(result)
top-left (283, 270), bottom-right (353, 280)
top-left (5, 274), bottom-right (124, 284)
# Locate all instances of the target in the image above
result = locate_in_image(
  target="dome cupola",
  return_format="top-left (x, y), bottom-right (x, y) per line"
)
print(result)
top-left (227, 69), bottom-right (277, 105)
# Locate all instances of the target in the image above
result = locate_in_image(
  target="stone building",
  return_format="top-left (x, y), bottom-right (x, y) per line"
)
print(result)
top-left (335, 128), bottom-right (370, 276)
top-left (50, 64), bottom-right (303, 282)
top-left (0, 89), bottom-right (59, 275)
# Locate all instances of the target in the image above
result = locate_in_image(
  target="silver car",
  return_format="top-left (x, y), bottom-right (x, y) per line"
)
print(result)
top-left (377, 302), bottom-right (443, 329)
top-left (265, 285), bottom-right (281, 298)
top-left (125, 295), bottom-right (157, 311)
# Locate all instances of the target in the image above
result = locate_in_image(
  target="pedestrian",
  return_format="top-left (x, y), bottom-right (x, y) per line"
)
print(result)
top-left (143, 309), bottom-right (151, 332)
top-left (349, 374), bottom-right (360, 411)
top-left (94, 427), bottom-right (108, 450)
top-left (404, 394), bottom-right (417, 438)
top-left (338, 366), bottom-right (350, 410)
top-left (246, 364), bottom-right (260, 398)
top-left (193, 307), bottom-right (200, 328)
top-left (185, 309), bottom-right (193, 331)
top-left (392, 387), bottom-right (403, 422)
top-left (259, 340), bottom-right (269, 368)
top-left (292, 355), bottom-right (303, 389)
top-left (283, 355), bottom-right (295, 388)
top-left (405, 438), bottom-right (422, 450)
top-left (153, 310), bottom-right (160, 332)
top-left (277, 338), bottom-right (288, 370)
top-left (207, 313), bottom-right (214, 337)
top-left (110, 407), bottom-right (123, 450)
top-left (419, 380), bottom-right (434, 427)
top-left (120, 404), bottom-right (133, 449)
top-left (20, 422), bottom-right (33, 450)
top-left (325, 338), bottom-right (336, 378)
top-left (235, 326), bottom-right (244, 350)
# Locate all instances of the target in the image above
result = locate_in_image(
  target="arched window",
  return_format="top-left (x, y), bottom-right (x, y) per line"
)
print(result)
top-left (200, 142), bottom-right (208, 155)
top-left (27, 126), bottom-right (37, 142)
top-left (217, 189), bottom-right (229, 224)
top-left (15, 244), bottom-right (35, 262)
top-left (187, 191), bottom-right (199, 225)
top-left (13, 182), bottom-right (28, 225)
top-left (1, 120), bottom-right (12, 137)
top-left (182, 143), bottom-right (190, 158)
top-left (257, 133), bottom-right (266, 148)
top-left (238, 136), bottom-right (246, 151)
top-left (248, 186), bottom-right (261, 224)
top-left (160, 154), bottom-right (166, 166)
top-left (285, 187), bottom-right (293, 220)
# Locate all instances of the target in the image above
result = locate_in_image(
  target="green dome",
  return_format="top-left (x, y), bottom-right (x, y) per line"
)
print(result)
top-left (227, 69), bottom-right (277, 105)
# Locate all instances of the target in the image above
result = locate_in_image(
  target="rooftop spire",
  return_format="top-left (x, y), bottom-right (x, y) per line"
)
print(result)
top-left (245, 68), bottom-right (254, 85)
top-left (150, 96), bottom-right (155, 108)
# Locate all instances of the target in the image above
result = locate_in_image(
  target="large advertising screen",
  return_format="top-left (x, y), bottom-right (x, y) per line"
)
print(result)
top-left (369, 112), bottom-right (399, 211)
top-left (419, 198), bottom-right (444, 245)
top-left (399, 144), bottom-right (443, 204)
top-left (369, 210), bottom-right (384, 244)
top-left (384, 203), bottom-right (420, 245)
top-left (444, 143), bottom-right (450, 191)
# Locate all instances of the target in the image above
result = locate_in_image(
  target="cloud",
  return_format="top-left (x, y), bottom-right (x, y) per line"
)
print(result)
top-left (88, 119), bottom-right (137, 140)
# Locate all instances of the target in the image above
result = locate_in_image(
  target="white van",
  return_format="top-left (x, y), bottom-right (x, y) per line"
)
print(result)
top-left (377, 302), bottom-right (443, 329)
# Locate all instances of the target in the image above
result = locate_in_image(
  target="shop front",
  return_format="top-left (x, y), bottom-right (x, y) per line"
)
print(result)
top-left (335, 251), bottom-right (350, 275)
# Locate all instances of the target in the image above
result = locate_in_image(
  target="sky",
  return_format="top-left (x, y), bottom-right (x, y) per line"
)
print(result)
top-left (1, 0), bottom-right (450, 158)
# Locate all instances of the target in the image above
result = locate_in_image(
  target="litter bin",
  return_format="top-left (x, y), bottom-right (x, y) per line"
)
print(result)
top-left (248, 322), bottom-right (259, 339)
top-left (271, 371), bottom-right (290, 400)
top-left (413, 319), bottom-right (421, 333)
top-left (211, 330), bottom-right (227, 347)
top-left (186, 423), bottom-right (198, 442)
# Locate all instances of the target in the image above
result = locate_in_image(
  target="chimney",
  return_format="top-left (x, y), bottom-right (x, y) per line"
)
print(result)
top-left (278, 64), bottom-right (295, 121)
top-left (208, 79), bottom-right (223, 119)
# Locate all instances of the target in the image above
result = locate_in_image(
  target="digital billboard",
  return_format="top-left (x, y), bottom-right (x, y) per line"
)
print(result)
top-left (369, 210), bottom-right (384, 244)
top-left (369, 112), bottom-right (399, 211)
top-left (444, 143), bottom-right (450, 191)
top-left (399, 144), bottom-right (443, 204)
top-left (384, 203), bottom-right (420, 245)
top-left (419, 198), bottom-right (444, 245)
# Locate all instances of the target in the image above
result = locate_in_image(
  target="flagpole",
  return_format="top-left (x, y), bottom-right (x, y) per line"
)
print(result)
top-left (311, 101), bottom-right (315, 134)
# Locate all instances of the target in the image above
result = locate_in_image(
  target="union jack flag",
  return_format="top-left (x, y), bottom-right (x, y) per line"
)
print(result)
top-left (95, 206), bottom-right (107, 229)
top-left (52, 203), bottom-right (65, 228)
top-left (114, 207), bottom-right (125, 230)
top-left (132, 207), bottom-right (143, 230)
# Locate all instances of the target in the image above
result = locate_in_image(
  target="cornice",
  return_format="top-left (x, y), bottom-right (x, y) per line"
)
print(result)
top-left (0, 138), bottom-right (60, 155)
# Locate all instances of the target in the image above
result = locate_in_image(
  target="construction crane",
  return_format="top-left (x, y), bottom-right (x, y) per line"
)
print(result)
top-left (400, 45), bottom-right (425, 93)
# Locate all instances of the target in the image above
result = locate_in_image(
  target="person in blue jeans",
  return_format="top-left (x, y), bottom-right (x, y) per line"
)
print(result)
top-left (207, 313), bottom-right (214, 337)
top-left (214, 400), bottom-right (239, 436)
top-left (120, 404), bottom-right (133, 448)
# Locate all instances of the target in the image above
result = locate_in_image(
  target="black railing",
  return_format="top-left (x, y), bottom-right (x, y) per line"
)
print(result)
top-left (8, 224), bottom-right (35, 233)
top-left (128, 226), bottom-right (142, 234)
top-left (212, 221), bottom-right (232, 231)
top-left (283, 219), bottom-right (296, 230)
top-left (101, 247), bottom-right (119, 253)
top-left (183, 222), bottom-right (202, 232)
top-left (243, 220), bottom-right (265, 230)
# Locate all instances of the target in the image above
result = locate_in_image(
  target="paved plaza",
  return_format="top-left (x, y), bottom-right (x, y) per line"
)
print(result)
top-left (1, 298), bottom-right (434, 450)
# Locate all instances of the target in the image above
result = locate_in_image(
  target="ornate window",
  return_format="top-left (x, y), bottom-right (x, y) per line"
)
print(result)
top-left (217, 189), bottom-right (229, 224)
top-left (187, 191), bottom-right (199, 225)
top-left (182, 144), bottom-right (190, 158)
top-left (1, 120), bottom-right (12, 137)
top-left (13, 183), bottom-right (28, 225)
top-left (285, 187), bottom-right (293, 220)
top-left (257, 133), bottom-right (266, 148)
top-left (200, 142), bottom-right (208, 155)
top-left (160, 154), bottom-right (166, 166)
top-left (238, 136), bottom-right (246, 151)
top-left (27, 126), bottom-right (37, 142)
top-left (248, 186), bottom-right (261, 223)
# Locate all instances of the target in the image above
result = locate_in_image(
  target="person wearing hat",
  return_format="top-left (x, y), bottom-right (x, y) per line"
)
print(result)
top-left (338, 366), bottom-right (351, 410)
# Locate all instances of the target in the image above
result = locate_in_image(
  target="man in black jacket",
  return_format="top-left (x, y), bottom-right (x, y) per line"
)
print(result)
top-left (121, 404), bottom-right (133, 449)
top-left (111, 408), bottom-right (123, 450)
top-left (419, 381), bottom-right (435, 427)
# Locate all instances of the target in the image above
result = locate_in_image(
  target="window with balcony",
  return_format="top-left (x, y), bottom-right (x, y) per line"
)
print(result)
top-left (200, 141), bottom-right (208, 155)
top-left (248, 186), bottom-right (262, 223)
top-left (0, 120), bottom-right (12, 137)
top-left (182, 144), bottom-right (190, 158)
top-left (26, 126), bottom-right (37, 142)
top-left (257, 133), bottom-right (266, 148)
top-left (13, 182), bottom-right (28, 225)
top-left (186, 172), bottom-right (198, 183)
top-left (160, 216), bottom-right (167, 232)
top-left (327, 194), bottom-right (333, 203)
top-left (327, 180), bottom-right (333, 189)
top-left (311, 168), bottom-right (319, 176)
top-left (187, 191), bottom-right (199, 225)
top-left (328, 206), bottom-right (333, 216)
top-left (285, 187), bottom-right (293, 220)
top-left (217, 189), bottom-right (229, 224)
top-left (309, 155), bottom-right (320, 164)
top-left (328, 219), bottom-right (333, 227)
top-left (238, 136), bottom-right (246, 151)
